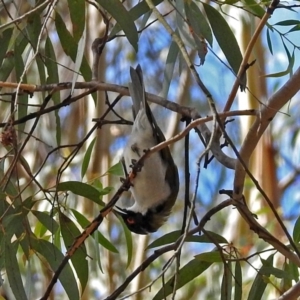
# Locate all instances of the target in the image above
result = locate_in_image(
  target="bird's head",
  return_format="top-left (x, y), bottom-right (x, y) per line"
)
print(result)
top-left (115, 201), bottom-right (173, 234)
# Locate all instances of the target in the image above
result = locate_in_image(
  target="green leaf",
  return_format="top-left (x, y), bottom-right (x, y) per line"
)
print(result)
top-left (247, 255), bottom-right (274, 300)
top-left (97, 0), bottom-right (138, 52)
top-left (262, 47), bottom-right (294, 78)
top-left (110, 0), bottom-right (163, 37)
top-left (241, 0), bottom-right (265, 18)
top-left (266, 28), bottom-right (273, 55)
top-left (57, 181), bottom-right (105, 206)
top-left (45, 37), bottom-right (61, 145)
top-left (287, 24), bottom-right (300, 33)
top-left (160, 40), bottom-right (179, 99)
top-left (31, 210), bottom-right (59, 234)
top-left (203, 3), bottom-right (242, 76)
top-left (105, 162), bottom-right (124, 177)
top-left (176, 0), bottom-right (196, 49)
top-left (71, 209), bottom-right (119, 253)
top-left (67, 0), bottom-right (85, 43)
top-left (234, 261), bottom-right (242, 300)
top-left (153, 259), bottom-right (212, 300)
top-left (117, 215), bottom-right (133, 267)
top-left (14, 44), bottom-right (28, 133)
top-left (274, 20), bottom-right (300, 26)
top-left (4, 241), bottom-right (28, 300)
top-left (148, 230), bottom-right (228, 249)
top-left (55, 11), bottom-right (91, 81)
top-left (185, 1), bottom-right (213, 46)
top-left (0, 28), bottom-right (13, 67)
top-left (221, 262), bottom-right (232, 300)
top-left (26, 13), bottom-right (46, 87)
top-left (32, 238), bottom-right (80, 300)
top-left (81, 137), bottom-right (97, 178)
top-left (195, 251), bottom-right (229, 263)
top-left (0, 31), bottom-right (28, 82)
top-left (59, 212), bottom-right (88, 294)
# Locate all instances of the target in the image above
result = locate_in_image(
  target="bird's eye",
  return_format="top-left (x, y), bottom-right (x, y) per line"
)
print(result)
top-left (127, 217), bottom-right (135, 224)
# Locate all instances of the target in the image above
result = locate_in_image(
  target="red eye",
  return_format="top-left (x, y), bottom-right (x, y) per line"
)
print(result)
top-left (127, 217), bottom-right (135, 224)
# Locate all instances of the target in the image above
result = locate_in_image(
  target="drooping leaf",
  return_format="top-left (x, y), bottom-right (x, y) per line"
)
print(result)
top-left (45, 37), bottom-right (61, 145)
top-left (242, 0), bottom-right (265, 18)
top-left (247, 255), bottom-right (274, 300)
top-left (4, 240), bottom-right (27, 300)
top-left (117, 215), bottom-right (133, 267)
top-left (32, 238), bottom-right (80, 300)
top-left (160, 40), bottom-right (179, 99)
top-left (185, 1), bottom-right (213, 46)
top-left (0, 31), bottom-right (28, 82)
top-left (71, 209), bottom-right (119, 253)
top-left (27, 12), bottom-right (46, 86)
top-left (105, 162), bottom-right (124, 177)
top-left (176, 0), bottom-right (196, 49)
top-left (57, 181), bottom-right (105, 206)
top-left (71, 22), bottom-right (86, 95)
top-left (32, 210), bottom-right (59, 234)
top-left (14, 43), bottom-right (28, 133)
top-left (0, 28), bottom-right (13, 67)
top-left (55, 11), bottom-right (91, 81)
top-left (148, 230), bottom-right (228, 249)
top-left (67, 0), bottom-right (86, 43)
top-left (203, 3), bottom-right (243, 76)
top-left (195, 251), bottom-right (229, 263)
top-left (266, 28), bottom-right (273, 55)
top-left (81, 137), bottom-right (97, 178)
top-left (153, 259), bottom-right (212, 300)
top-left (97, 0), bottom-right (138, 52)
top-left (234, 261), bottom-right (242, 300)
top-left (59, 212), bottom-right (88, 294)
top-left (110, 0), bottom-right (163, 37)
top-left (221, 262), bottom-right (232, 300)
top-left (274, 20), bottom-right (300, 26)
top-left (293, 215), bottom-right (300, 243)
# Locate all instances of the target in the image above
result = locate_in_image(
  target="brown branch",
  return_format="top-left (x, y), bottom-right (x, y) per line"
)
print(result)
top-left (223, 0), bottom-right (280, 113)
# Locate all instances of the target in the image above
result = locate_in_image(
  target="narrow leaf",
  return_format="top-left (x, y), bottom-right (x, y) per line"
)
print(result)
top-left (266, 28), bottom-right (273, 55)
top-left (32, 238), bottom-right (80, 300)
top-left (81, 137), bottom-right (96, 178)
top-left (247, 255), bottom-right (274, 300)
top-left (160, 40), bottom-right (179, 99)
top-left (274, 20), bottom-right (300, 26)
top-left (67, 0), bottom-right (85, 43)
top-left (110, 0), bottom-right (163, 37)
top-left (71, 209), bottom-right (119, 253)
top-left (97, 0), bottom-right (138, 51)
top-left (234, 261), bottom-right (242, 300)
top-left (59, 213), bottom-right (88, 294)
top-left (55, 11), bottom-right (91, 81)
top-left (0, 28), bottom-right (13, 67)
top-left (153, 259), bottom-right (212, 300)
top-left (148, 230), bottom-right (228, 249)
top-left (203, 3), bottom-right (243, 76)
top-left (293, 215), bottom-right (300, 243)
top-left (185, 1), bottom-right (213, 46)
top-left (105, 162), bottom-right (124, 177)
top-left (45, 37), bottom-right (61, 145)
top-left (31, 210), bottom-right (59, 234)
top-left (221, 262), bottom-right (232, 300)
top-left (242, 0), bottom-right (265, 18)
top-left (4, 241), bottom-right (27, 300)
top-left (57, 181), bottom-right (105, 206)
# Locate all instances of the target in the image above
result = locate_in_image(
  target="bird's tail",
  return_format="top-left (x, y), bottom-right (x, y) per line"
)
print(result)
top-left (129, 65), bottom-right (146, 118)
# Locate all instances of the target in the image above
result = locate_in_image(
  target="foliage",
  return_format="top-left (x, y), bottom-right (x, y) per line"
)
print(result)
top-left (0, 0), bottom-right (300, 299)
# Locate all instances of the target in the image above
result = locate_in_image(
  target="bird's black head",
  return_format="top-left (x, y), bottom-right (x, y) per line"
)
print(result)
top-left (115, 203), bottom-right (171, 235)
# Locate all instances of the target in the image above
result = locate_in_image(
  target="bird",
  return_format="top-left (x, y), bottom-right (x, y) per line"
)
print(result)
top-left (115, 65), bottom-right (179, 234)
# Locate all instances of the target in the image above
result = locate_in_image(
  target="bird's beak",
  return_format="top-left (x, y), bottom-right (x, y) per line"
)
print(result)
top-left (113, 206), bottom-right (127, 215)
